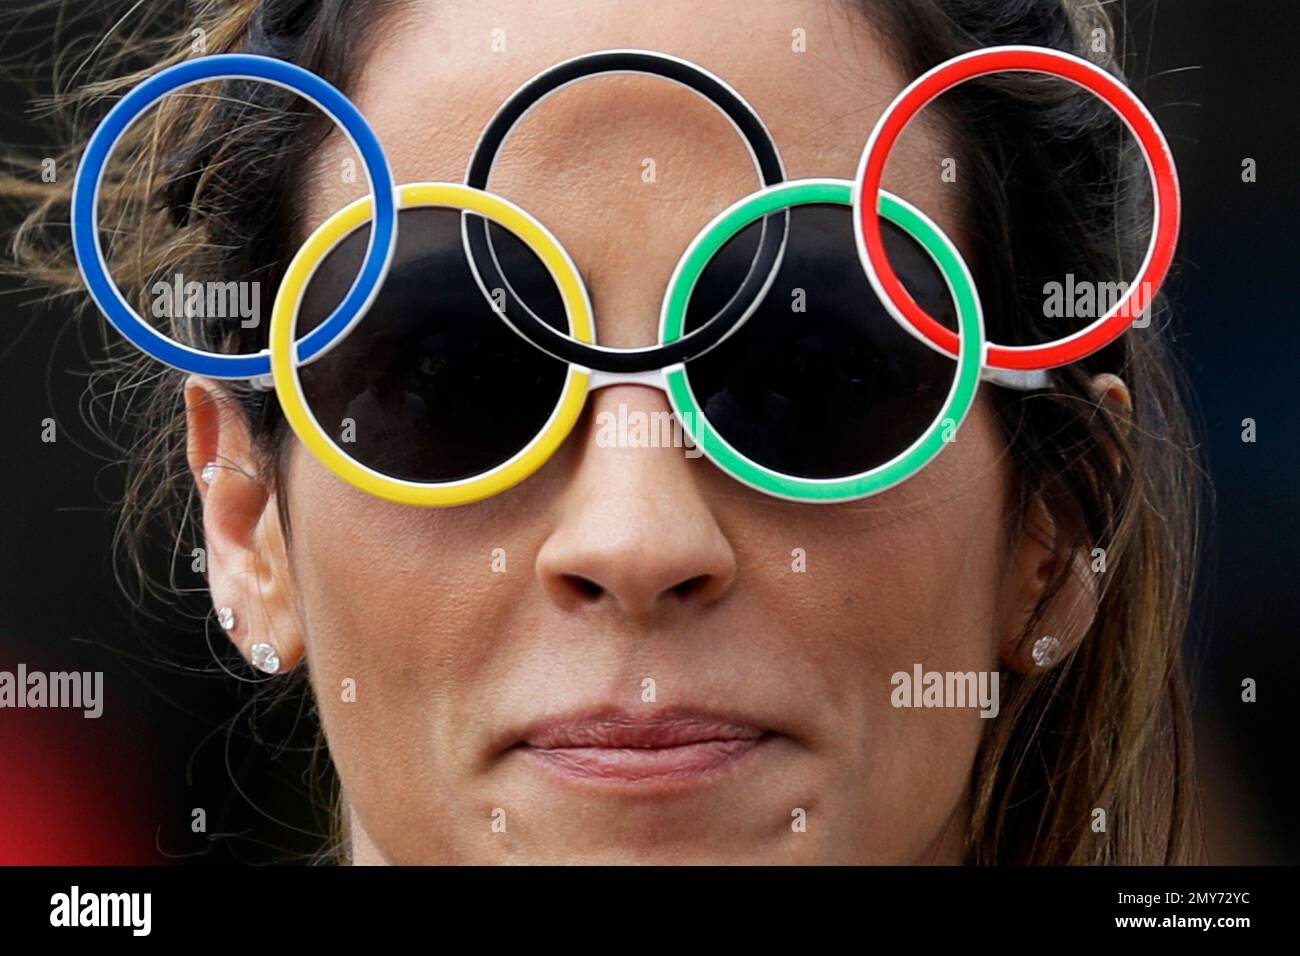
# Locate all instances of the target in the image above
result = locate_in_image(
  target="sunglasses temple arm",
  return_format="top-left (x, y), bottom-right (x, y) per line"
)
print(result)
top-left (980, 366), bottom-right (1054, 391)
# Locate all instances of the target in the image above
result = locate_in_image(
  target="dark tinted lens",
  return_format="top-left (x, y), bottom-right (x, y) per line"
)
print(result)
top-left (682, 204), bottom-right (959, 480)
top-left (296, 207), bottom-right (571, 483)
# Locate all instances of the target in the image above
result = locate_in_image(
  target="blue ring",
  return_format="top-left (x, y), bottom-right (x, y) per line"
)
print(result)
top-left (71, 54), bottom-right (396, 379)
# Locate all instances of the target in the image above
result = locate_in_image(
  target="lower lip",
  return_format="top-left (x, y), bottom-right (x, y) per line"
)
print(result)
top-left (520, 735), bottom-right (772, 786)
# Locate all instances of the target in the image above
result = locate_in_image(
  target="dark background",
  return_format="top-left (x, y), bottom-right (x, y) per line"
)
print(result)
top-left (0, 0), bottom-right (1296, 864)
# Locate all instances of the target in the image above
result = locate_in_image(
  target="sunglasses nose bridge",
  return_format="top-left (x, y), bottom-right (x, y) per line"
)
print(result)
top-left (585, 366), bottom-right (671, 394)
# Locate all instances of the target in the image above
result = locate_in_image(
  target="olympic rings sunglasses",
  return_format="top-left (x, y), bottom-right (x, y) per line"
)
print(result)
top-left (70, 47), bottom-right (1181, 507)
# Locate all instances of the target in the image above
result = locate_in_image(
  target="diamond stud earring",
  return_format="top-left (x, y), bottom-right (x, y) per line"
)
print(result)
top-left (216, 606), bottom-right (237, 631)
top-left (250, 642), bottom-right (281, 675)
top-left (200, 461), bottom-right (218, 484)
top-left (1031, 635), bottom-right (1062, 669)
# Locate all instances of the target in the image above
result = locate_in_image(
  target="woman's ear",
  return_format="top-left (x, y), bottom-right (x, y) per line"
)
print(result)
top-left (184, 376), bottom-right (303, 675)
top-left (1088, 372), bottom-right (1132, 471)
top-left (996, 373), bottom-right (1130, 673)
top-left (997, 492), bottom-right (1100, 674)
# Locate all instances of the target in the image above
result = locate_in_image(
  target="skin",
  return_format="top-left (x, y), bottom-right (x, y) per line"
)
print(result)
top-left (186, 0), bottom-right (1115, 863)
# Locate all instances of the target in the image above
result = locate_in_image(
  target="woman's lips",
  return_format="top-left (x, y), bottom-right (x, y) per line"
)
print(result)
top-left (514, 710), bottom-right (773, 784)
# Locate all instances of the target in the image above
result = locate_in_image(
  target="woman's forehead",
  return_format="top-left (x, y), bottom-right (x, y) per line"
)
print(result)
top-left (303, 0), bottom-right (964, 345)
top-left (307, 0), bottom-right (957, 206)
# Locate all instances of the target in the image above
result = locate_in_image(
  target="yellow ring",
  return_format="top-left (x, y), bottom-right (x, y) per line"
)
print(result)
top-left (269, 182), bottom-right (594, 506)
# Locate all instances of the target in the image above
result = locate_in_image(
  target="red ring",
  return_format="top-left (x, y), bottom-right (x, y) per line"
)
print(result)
top-left (854, 46), bottom-right (1181, 371)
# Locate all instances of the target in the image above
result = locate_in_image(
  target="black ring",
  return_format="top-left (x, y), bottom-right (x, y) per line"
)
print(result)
top-left (463, 49), bottom-right (788, 373)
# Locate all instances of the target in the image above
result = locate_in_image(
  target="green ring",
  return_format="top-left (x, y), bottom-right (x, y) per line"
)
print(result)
top-left (659, 178), bottom-right (985, 502)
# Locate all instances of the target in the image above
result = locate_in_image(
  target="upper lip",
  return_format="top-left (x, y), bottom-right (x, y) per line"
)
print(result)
top-left (512, 708), bottom-right (770, 751)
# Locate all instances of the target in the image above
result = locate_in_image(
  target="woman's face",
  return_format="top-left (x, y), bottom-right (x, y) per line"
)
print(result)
top-left (236, 0), bottom-right (1027, 864)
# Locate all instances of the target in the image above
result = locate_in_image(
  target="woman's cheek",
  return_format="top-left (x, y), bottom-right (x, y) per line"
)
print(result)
top-left (749, 402), bottom-right (1006, 860)
top-left (276, 455), bottom-right (477, 843)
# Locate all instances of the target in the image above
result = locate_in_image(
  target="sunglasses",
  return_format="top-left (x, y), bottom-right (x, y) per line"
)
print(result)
top-left (269, 179), bottom-right (987, 506)
top-left (71, 48), bottom-right (1179, 508)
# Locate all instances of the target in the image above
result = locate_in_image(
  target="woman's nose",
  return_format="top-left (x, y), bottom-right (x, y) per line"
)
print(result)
top-left (536, 384), bottom-right (737, 618)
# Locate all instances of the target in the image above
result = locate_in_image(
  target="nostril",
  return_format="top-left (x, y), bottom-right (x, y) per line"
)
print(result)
top-left (569, 575), bottom-right (604, 600)
top-left (672, 575), bottom-right (711, 600)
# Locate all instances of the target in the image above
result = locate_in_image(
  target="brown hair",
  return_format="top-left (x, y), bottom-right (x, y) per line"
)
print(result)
top-left (1, 0), bottom-right (1203, 863)
top-left (864, 0), bottom-right (1203, 864)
